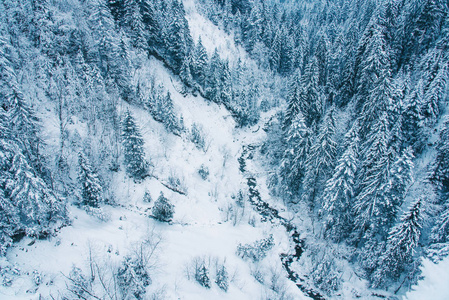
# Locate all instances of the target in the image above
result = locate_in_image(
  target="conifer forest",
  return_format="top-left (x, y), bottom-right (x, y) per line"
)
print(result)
top-left (0, 0), bottom-right (448, 299)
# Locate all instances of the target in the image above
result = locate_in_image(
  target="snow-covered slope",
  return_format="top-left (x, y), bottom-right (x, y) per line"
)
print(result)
top-left (0, 45), bottom-right (308, 299)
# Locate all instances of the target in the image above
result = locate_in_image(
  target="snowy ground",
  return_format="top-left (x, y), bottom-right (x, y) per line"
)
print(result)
top-left (2, 0), bottom-right (446, 299)
top-left (0, 47), bottom-right (308, 299)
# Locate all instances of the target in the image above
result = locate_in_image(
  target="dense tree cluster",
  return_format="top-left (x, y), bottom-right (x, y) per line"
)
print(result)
top-left (0, 0), bottom-right (447, 297)
top-left (0, 34), bottom-right (67, 255)
top-left (197, 0), bottom-right (449, 293)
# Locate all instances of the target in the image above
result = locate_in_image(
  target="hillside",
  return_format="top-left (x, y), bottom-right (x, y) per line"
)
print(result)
top-left (0, 0), bottom-right (449, 299)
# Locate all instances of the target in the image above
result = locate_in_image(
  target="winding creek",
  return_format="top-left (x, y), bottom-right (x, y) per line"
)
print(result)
top-left (239, 145), bottom-right (326, 300)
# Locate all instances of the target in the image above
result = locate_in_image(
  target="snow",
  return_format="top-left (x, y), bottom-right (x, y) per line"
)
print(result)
top-left (183, 0), bottom-right (246, 62)
top-left (0, 48), bottom-right (308, 299)
top-left (404, 257), bottom-right (449, 300)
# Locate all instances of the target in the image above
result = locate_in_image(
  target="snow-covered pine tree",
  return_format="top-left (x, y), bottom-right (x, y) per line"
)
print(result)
top-left (283, 69), bottom-right (302, 130)
top-left (402, 80), bottom-right (425, 153)
top-left (180, 52), bottom-right (194, 87)
top-left (123, 0), bottom-right (147, 49)
top-left (215, 263), bottom-right (229, 291)
top-left (429, 197), bottom-right (449, 260)
top-left (371, 199), bottom-right (422, 289)
top-left (195, 264), bottom-right (211, 288)
top-left (139, 0), bottom-right (160, 49)
top-left (117, 255), bottom-right (151, 299)
top-left (160, 92), bottom-right (180, 134)
top-left (302, 107), bottom-right (337, 208)
top-left (430, 116), bottom-right (449, 196)
top-left (280, 112), bottom-right (311, 196)
top-left (429, 117), bottom-right (449, 259)
top-left (121, 110), bottom-right (148, 180)
top-left (389, 147), bottom-right (414, 210)
top-left (205, 49), bottom-right (222, 103)
top-left (322, 121), bottom-right (360, 242)
top-left (353, 112), bottom-right (396, 240)
top-left (219, 60), bottom-right (232, 106)
top-left (192, 37), bottom-right (208, 87)
top-left (165, 0), bottom-right (192, 72)
top-left (152, 191), bottom-right (174, 222)
top-left (78, 152), bottom-right (103, 208)
top-left (298, 56), bottom-right (322, 127)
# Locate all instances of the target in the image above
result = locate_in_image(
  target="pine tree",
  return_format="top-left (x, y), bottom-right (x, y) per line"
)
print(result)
top-left (195, 264), bottom-right (211, 288)
top-left (121, 110), bottom-right (148, 180)
top-left (430, 117), bottom-right (449, 254)
top-left (322, 122), bottom-right (360, 242)
top-left (355, 15), bottom-right (391, 114)
top-left (302, 107), bottom-right (337, 207)
top-left (299, 56), bottom-right (322, 126)
top-left (402, 79), bottom-right (425, 153)
top-left (283, 69), bottom-right (302, 130)
top-left (389, 148), bottom-right (414, 209)
top-left (165, 0), bottom-right (192, 72)
top-left (215, 264), bottom-right (229, 291)
top-left (78, 152), bottom-right (103, 208)
top-left (419, 47), bottom-right (448, 124)
top-left (219, 60), bottom-right (232, 106)
top-left (353, 112), bottom-right (396, 239)
top-left (123, 0), bottom-right (147, 49)
top-left (431, 116), bottom-right (449, 195)
top-left (152, 191), bottom-right (174, 222)
top-left (205, 49), bottom-right (222, 103)
top-left (280, 112), bottom-right (311, 195)
top-left (180, 52), bottom-right (194, 87)
top-left (371, 199), bottom-right (422, 288)
top-left (192, 37), bottom-right (208, 87)
top-left (117, 255), bottom-right (151, 299)
top-left (139, 0), bottom-right (160, 48)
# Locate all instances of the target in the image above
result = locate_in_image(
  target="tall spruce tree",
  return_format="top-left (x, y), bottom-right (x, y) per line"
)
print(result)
top-left (280, 112), bottom-right (311, 196)
top-left (371, 199), bottom-right (422, 288)
top-left (121, 110), bottom-right (148, 180)
top-left (78, 152), bottom-right (103, 208)
top-left (322, 122), bottom-right (360, 242)
top-left (302, 107), bottom-right (337, 208)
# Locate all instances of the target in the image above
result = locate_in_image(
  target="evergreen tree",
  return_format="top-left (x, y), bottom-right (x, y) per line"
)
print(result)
top-left (371, 199), bottom-right (422, 288)
top-left (0, 36), bottom-right (66, 252)
top-left (419, 47), bottom-right (448, 123)
top-left (205, 49), bottom-right (222, 102)
top-left (78, 152), bottom-right (103, 208)
top-left (430, 117), bottom-right (449, 253)
top-left (431, 116), bottom-right (449, 195)
top-left (165, 0), bottom-right (192, 72)
top-left (389, 148), bottom-right (414, 210)
top-left (195, 264), bottom-right (211, 288)
top-left (402, 79), bottom-right (425, 153)
top-left (280, 112), bottom-right (311, 195)
top-left (353, 112), bottom-right (396, 239)
top-left (355, 15), bottom-right (391, 114)
top-left (139, 0), bottom-right (160, 49)
top-left (283, 69), bottom-right (302, 130)
top-left (123, 0), bottom-right (147, 49)
top-left (215, 264), bottom-right (229, 291)
top-left (219, 60), bottom-right (232, 106)
top-left (298, 56), bottom-right (322, 126)
top-left (152, 191), bottom-right (174, 222)
top-left (117, 255), bottom-right (151, 299)
top-left (180, 52), bottom-right (194, 87)
top-left (322, 122), bottom-right (360, 241)
top-left (121, 110), bottom-right (148, 180)
top-left (192, 37), bottom-right (208, 87)
top-left (431, 196), bottom-right (449, 250)
top-left (302, 107), bottom-right (337, 207)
